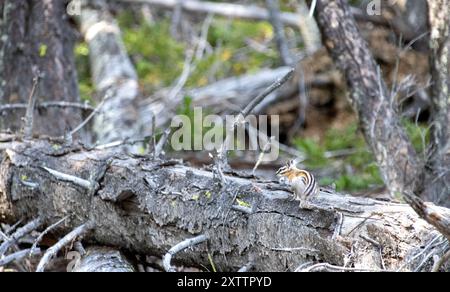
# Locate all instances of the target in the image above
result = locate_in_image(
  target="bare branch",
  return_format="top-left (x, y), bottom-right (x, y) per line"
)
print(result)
top-left (22, 73), bottom-right (41, 140)
top-left (301, 262), bottom-right (390, 272)
top-left (30, 216), bottom-right (69, 257)
top-left (403, 193), bottom-right (450, 242)
top-left (0, 218), bottom-right (43, 257)
top-left (154, 128), bottom-right (171, 158)
top-left (70, 95), bottom-right (108, 137)
top-left (266, 0), bottom-right (293, 66)
top-left (36, 223), bottom-right (92, 272)
top-left (41, 167), bottom-right (93, 190)
top-left (163, 234), bottom-right (209, 272)
top-left (0, 101), bottom-right (95, 113)
top-left (0, 248), bottom-right (41, 267)
top-left (242, 68), bottom-right (294, 118)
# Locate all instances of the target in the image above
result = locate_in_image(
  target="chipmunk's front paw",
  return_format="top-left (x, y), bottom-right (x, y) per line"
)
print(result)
top-left (299, 201), bottom-right (314, 210)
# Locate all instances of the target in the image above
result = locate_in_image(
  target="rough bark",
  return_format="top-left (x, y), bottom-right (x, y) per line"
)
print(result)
top-left (314, 0), bottom-right (421, 196)
top-left (73, 247), bottom-right (135, 272)
top-left (79, 0), bottom-right (141, 144)
top-left (0, 0), bottom-right (82, 137)
top-left (0, 140), bottom-right (447, 271)
top-left (425, 0), bottom-right (450, 204)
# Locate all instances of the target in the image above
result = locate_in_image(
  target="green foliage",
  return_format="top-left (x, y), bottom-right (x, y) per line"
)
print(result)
top-left (293, 138), bottom-right (327, 168)
top-left (402, 119), bottom-right (430, 154)
top-left (39, 44), bottom-right (48, 57)
top-left (295, 123), bottom-right (384, 192)
top-left (118, 14), bottom-right (185, 91)
top-left (74, 43), bottom-right (94, 103)
top-left (116, 12), bottom-right (278, 92)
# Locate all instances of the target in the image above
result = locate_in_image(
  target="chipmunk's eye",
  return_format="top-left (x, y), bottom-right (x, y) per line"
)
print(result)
top-left (276, 167), bottom-right (286, 175)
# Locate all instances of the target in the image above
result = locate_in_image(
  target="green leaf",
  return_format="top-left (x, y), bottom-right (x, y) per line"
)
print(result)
top-left (39, 44), bottom-right (48, 57)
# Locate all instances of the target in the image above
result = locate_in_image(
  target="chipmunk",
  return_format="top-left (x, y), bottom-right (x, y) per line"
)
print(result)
top-left (276, 160), bottom-right (319, 209)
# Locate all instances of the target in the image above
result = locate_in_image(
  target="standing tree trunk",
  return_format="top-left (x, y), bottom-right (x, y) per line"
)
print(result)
top-left (425, 0), bottom-right (450, 205)
top-left (314, 0), bottom-right (421, 196)
top-left (0, 0), bottom-right (82, 137)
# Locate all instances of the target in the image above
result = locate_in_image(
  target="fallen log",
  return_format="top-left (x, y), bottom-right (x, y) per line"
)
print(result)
top-left (0, 140), bottom-right (448, 271)
top-left (79, 0), bottom-right (142, 144)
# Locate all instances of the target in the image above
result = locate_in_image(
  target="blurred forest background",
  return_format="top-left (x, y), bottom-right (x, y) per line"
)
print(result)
top-left (74, 0), bottom-right (429, 195)
top-left (0, 0), bottom-right (449, 272)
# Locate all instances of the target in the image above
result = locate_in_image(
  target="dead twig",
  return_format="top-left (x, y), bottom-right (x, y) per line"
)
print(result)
top-left (0, 101), bottom-right (95, 113)
top-left (41, 166), bottom-right (92, 190)
top-left (70, 92), bottom-right (110, 137)
top-left (163, 234), bottom-right (209, 272)
top-left (36, 223), bottom-right (92, 272)
top-left (332, 212), bottom-right (344, 240)
top-left (218, 68), bottom-right (294, 164)
top-left (0, 248), bottom-right (41, 267)
top-left (0, 218), bottom-right (43, 257)
top-left (30, 216), bottom-right (69, 257)
top-left (154, 128), bottom-right (172, 158)
top-left (301, 262), bottom-right (389, 272)
top-left (253, 136), bottom-right (275, 175)
top-left (22, 73), bottom-right (41, 140)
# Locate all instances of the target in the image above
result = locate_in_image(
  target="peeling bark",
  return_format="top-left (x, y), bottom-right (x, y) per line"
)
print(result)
top-left (0, 140), bottom-right (446, 271)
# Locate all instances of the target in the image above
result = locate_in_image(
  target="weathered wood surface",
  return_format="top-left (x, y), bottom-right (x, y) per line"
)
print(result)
top-left (79, 0), bottom-right (142, 144)
top-left (0, 140), bottom-right (447, 271)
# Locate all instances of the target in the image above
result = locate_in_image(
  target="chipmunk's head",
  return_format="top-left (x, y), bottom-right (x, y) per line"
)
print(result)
top-left (276, 160), bottom-right (297, 177)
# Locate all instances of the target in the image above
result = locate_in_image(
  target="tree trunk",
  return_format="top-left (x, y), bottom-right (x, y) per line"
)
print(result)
top-left (425, 0), bottom-right (450, 205)
top-left (0, 0), bottom-right (82, 137)
top-left (314, 0), bottom-right (421, 197)
top-left (0, 140), bottom-right (447, 271)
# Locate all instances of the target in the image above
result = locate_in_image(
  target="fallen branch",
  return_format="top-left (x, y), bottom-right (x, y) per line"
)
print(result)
top-left (30, 216), bottom-right (69, 257)
top-left (120, 0), bottom-right (301, 27)
top-left (163, 234), bottom-right (209, 272)
top-left (36, 223), bottom-right (92, 272)
top-left (403, 193), bottom-right (450, 242)
top-left (41, 167), bottom-right (93, 191)
top-left (0, 102), bottom-right (95, 113)
top-left (79, 0), bottom-right (142, 144)
top-left (300, 262), bottom-right (390, 272)
top-left (0, 218), bottom-right (43, 257)
top-left (0, 248), bottom-right (41, 267)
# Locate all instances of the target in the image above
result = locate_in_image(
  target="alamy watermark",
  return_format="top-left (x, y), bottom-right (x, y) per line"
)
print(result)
top-left (169, 107), bottom-right (280, 162)
top-left (67, 0), bottom-right (81, 17)
top-left (366, 0), bottom-right (398, 16)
